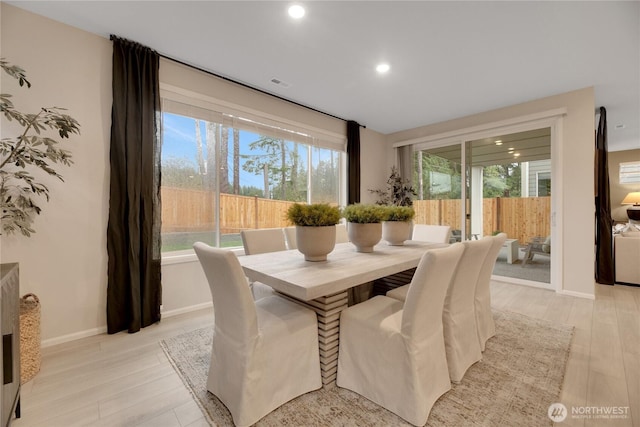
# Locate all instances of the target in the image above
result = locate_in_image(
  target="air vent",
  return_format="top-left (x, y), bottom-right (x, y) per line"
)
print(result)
top-left (270, 78), bottom-right (291, 88)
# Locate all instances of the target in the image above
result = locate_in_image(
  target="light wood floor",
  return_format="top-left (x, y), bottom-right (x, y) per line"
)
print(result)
top-left (12, 281), bottom-right (639, 427)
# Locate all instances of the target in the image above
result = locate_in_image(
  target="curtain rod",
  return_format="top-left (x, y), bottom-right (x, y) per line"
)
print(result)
top-left (159, 54), bottom-right (365, 128)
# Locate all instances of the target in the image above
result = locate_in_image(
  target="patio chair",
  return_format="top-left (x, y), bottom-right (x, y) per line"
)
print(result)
top-left (521, 235), bottom-right (551, 267)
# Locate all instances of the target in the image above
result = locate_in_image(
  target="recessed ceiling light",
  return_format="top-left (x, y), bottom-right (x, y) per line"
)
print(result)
top-left (513, 153), bottom-right (521, 157)
top-left (376, 63), bottom-right (390, 73)
top-left (288, 4), bottom-right (305, 19)
top-left (495, 140), bottom-right (503, 145)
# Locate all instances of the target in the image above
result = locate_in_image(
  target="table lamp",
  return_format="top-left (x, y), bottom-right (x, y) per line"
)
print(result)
top-left (622, 192), bottom-right (640, 223)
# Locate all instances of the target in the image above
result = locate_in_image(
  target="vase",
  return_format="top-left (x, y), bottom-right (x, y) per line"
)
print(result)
top-left (347, 222), bottom-right (382, 253)
top-left (296, 225), bottom-right (336, 261)
top-left (382, 221), bottom-right (412, 245)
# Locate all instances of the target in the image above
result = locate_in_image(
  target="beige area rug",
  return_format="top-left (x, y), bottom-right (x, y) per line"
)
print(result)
top-left (161, 310), bottom-right (573, 426)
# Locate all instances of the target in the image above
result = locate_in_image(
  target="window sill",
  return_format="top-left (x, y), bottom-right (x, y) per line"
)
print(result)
top-left (161, 247), bottom-right (245, 266)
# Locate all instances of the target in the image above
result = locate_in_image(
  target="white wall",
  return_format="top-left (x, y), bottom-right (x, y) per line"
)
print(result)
top-left (387, 87), bottom-right (596, 298)
top-left (1, 4), bottom-right (112, 343)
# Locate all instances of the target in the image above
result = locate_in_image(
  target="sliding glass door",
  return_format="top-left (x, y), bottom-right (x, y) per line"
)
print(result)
top-left (412, 127), bottom-right (552, 285)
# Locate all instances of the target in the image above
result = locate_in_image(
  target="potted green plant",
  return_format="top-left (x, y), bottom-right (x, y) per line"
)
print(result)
top-left (0, 59), bottom-right (80, 237)
top-left (286, 203), bottom-right (341, 261)
top-left (342, 204), bottom-right (386, 252)
top-left (381, 205), bottom-right (415, 245)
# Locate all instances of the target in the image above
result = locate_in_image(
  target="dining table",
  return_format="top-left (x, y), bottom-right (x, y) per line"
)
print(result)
top-left (238, 240), bottom-right (447, 387)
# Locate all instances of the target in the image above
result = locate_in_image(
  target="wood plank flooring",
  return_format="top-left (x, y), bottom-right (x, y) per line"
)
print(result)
top-left (12, 281), bottom-right (639, 426)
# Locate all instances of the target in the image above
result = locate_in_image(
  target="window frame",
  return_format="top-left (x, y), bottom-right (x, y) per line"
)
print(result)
top-left (160, 86), bottom-right (347, 258)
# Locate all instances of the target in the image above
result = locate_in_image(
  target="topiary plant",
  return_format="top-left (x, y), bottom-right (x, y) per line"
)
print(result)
top-left (0, 59), bottom-right (80, 236)
top-left (286, 203), bottom-right (341, 227)
top-left (342, 204), bottom-right (386, 224)
top-left (382, 205), bottom-right (415, 222)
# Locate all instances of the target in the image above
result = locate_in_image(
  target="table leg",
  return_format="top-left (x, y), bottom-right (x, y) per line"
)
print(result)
top-left (278, 290), bottom-right (349, 388)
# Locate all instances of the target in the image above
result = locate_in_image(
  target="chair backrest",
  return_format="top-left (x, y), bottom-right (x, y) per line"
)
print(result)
top-left (335, 223), bottom-right (349, 243)
top-left (444, 238), bottom-right (492, 319)
top-left (241, 228), bottom-right (287, 255)
top-left (412, 224), bottom-right (452, 243)
top-left (476, 232), bottom-right (507, 291)
top-left (283, 227), bottom-right (297, 249)
top-left (193, 242), bottom-right (258, 343)
top-left (401, 243), bottom-right (464, 342)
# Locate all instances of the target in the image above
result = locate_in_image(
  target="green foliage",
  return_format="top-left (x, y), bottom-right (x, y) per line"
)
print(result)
top-left (342, 204), bottom-right (386, 224)
top-left (0, 59), bottom-right (80, 236)
top-left (286, 203), bottom-right (341, 226)
top-left (382, 205), bottom-right (415, 222)
top-left (369, 166), bottom-right (416, 206)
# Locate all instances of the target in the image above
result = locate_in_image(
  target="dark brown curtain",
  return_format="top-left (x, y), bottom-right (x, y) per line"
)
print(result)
top-left (347, 120), bottom-right (361, 204)
top-left (595, 106), bottom-right (614, 285)
top-left (107, 36), bottom-right (162, 333)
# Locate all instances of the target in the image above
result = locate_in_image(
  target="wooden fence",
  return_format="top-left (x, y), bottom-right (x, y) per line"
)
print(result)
top-left (161, 187), bottom-right (550, 243)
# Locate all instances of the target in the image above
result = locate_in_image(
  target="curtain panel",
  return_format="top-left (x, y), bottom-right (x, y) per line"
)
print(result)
top-left (595, 106), bottom-right (614, 285)
top-left (347, 120), bottom-right (361, 204)
top-left (107, 36), bottom-right (163, 333)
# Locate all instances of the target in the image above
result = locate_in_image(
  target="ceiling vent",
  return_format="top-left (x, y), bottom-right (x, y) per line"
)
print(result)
top-left (270, 77), bottom-right (291, 88)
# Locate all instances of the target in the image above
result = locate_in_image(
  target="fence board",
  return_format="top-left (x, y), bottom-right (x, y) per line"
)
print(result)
top-left (162, 187), bottom-right (550, 244)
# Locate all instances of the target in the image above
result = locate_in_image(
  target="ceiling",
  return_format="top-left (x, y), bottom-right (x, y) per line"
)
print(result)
top-left (6, 1), bottom-right (639, 152)
top-left (427, 128), bottom-right (551, 167)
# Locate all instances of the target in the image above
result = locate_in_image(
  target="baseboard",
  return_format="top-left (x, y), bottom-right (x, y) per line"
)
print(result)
top-left (42, 326), bottom-right (108, 348)
top-left (491, 275), bottom-right (555, 291)
top-left (161, 301), bottom-right (213, 318)
top-left (41, 302), bottom-right (213, 348)
top-left (556, 289), bottom-right (595, 300)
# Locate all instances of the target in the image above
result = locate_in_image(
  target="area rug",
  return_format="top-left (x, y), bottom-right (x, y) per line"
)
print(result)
top-left (160, 310), bottom-right (573, 426)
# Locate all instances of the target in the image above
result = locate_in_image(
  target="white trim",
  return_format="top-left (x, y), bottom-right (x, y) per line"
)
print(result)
top-left (557, 289), bottom-right (596, 300)
top-left (392, 108), bottom-right (567, 148)
top-left (161, 83), bottom-right (347, 151)
top-left (161, 301), bottom-right (213, 318)
top-left (162, 247), bottom-right (244, 265)
top-left (491, 275), bottom-right (555, 291)
top-left (42, 326), bottom-right (108, 348)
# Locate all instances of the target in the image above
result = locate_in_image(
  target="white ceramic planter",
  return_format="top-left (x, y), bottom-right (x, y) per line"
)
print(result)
top-left (382, 221), bottom-right (412, 245)
top-left (347, 222), bottom-right (382, 253)
top-left (296, 225), bottom-right (337, 261)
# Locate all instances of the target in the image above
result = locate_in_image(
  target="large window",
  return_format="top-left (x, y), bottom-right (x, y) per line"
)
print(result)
top-left (160, 97), bottom-right (345, 253)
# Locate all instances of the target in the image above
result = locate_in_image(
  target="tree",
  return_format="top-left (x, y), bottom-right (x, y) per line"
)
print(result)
top-left (161, 156), bottom-right (201, 189)
top-left (241, 136), bottom-right (306, 201)
top-left (0, 59), bottom-right (80, 236)
top-left (232, 128), bottom-right (240, 194)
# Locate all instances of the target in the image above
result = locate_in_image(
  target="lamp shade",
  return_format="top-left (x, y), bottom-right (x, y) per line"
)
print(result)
top-left (622, 192), bottom-right (640, 206)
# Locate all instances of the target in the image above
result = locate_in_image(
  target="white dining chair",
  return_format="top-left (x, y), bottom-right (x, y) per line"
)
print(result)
top-left (441, 238), bottom-right (491, 382)
top-left (240, 228), bottom-right (287, 300)
top-left (335, 223), bottom-right (349, 243)
top-left (475, 232), bottom-right (507, 351)
top-left (412, 224), bottom-right (452, 243)
top-left (337, 243), bottom-right (464, 426)
top-left (386, 238), bottom-right (491, 382)
top-left (240, 228), bottom-right (288, 254)
top-left (283, 226), bottom-right (297, 249)
top-left (193, 243), bottom-right (322, 427)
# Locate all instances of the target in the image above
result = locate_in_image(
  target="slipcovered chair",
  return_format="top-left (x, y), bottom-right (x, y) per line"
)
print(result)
top-left (240, 228), bottom-right (288, 254)
top-left (387, 239), bottom-right (491, 382)
top-left (412, 224), bottom-right (451, 243)
top-left (240, 228), bottom-right (287, 299)
top-left (475, 233), bottom-right (507, 351)
top-left (283, 226), bottom-right (297, 249)
top-left (335, 223), bottom-right (349, 243)
top-left (193, 243), bottom-right (322, 427)
top-left (337, 244), bottom-right (464, 426)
